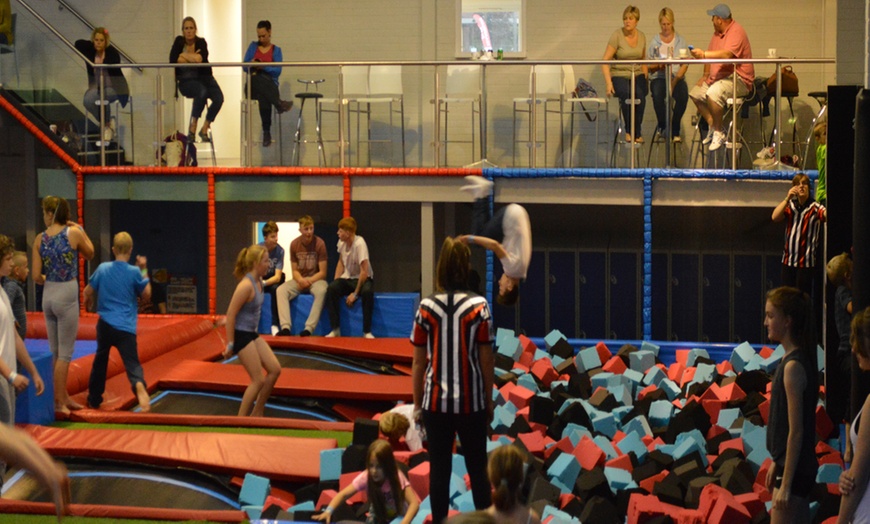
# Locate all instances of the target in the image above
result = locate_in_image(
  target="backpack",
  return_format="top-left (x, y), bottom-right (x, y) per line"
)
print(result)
top-left (159, 132), bottom-right (197, 167)
top-left (572, 78), bottom-right (600, 121)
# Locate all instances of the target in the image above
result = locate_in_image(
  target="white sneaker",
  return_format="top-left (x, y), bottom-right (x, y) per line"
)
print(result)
top-left (364, 332), bottom-right (375, 339)
top-left (757, 146), bottom-right (775, 159)
top-left (325, 329), bottom-right (340, 338)
top-left (709, 131), bottom-right (726, 151)
top-left (270, 325), bottom-right (279, 336)
top-left (102, 126), bottom-right (115, 142)
top-left (459, 175), bottom-right (494, 200)
top-left (701, 127), bottom-right (714, 145)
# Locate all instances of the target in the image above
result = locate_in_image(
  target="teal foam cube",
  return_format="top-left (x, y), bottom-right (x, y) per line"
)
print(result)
top-left (604, 466), bottom-right (636, 494)
top-left (617, 431), bottom-right (648, 462)
top-left (629, 350), bottom-right (656, 373)
top-left (621, 415), bottom-right (652, 438)
top-left (686, 348), bottom-right (710, 367)
top-left (817, 463), bottom-right (842, 484)
top-left (649, 399), bottom-right (674, 428)
top-left (320, 448), bottom-right (343, 481)
top-left (640, 340), bottom-right (660, 356)
top-left (593, 435), bottom-right (619, 460)
top-left (544, 329), bottom-right (567, 349)
top-left (547, 453), bottom-right (581, 488)
top-left (642, 366), bottom-right (667, 387)
top-left (730, 341), bottom-right (756, 373)
top-left (239, 472), bottom-right (270, 507)
top-left (576, 346), bottom-right (602, 372)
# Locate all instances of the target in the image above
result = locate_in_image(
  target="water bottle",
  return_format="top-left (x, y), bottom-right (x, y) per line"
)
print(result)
top-left (497, 48), bottom-right (503, 60)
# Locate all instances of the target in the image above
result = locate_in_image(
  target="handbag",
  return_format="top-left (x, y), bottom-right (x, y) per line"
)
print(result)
top-left (766, 66), bottom-right (799, 97)
top-left (572, 78), bottom-right (600, 122)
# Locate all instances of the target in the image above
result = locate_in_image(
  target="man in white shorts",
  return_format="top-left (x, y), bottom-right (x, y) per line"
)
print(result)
top-left (689, 4), bottom-right (754, 152)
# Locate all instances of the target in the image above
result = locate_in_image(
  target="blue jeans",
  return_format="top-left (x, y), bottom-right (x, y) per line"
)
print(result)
top-left (178, 77), bottom-right (224, 123)
top-left (650, 77), bottom-right (688, 138)
top-left (83, 86), bottom-right (119, 123)
top-left (88, 319), bottom-right (146, 408)
top-left (612, 75), bottom-right (647, 138)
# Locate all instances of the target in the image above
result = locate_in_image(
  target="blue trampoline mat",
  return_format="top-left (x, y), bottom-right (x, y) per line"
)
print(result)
top-left (25, 339), bottom-right (98, 360)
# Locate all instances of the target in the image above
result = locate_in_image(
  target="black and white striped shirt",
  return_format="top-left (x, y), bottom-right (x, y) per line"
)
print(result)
top-left (411, 292), bottom-right (494, 414)
top-left (781, 199), bottom-right (826, 268)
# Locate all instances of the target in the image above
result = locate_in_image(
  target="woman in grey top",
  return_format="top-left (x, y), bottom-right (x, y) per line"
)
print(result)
top-left (602, 5), bottom-right (648, 143)
top-left (222, 244), bottom-right (280, 417)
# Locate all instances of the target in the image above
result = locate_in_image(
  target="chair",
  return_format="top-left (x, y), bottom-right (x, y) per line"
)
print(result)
top-left (293, 78), bottom-right (327, 166)
top-left (363, 65), bottom-right (405, 166)
top-left (318, 66), bottom-right (368, 164)
top-left (434, 64), bottom-right (481, 167)
top-left (512, 65), bottom-right (562, 167)
top-left (561, 65), bottom-right (609, 168)
top-left (0, 13), bottom-right (19, 86)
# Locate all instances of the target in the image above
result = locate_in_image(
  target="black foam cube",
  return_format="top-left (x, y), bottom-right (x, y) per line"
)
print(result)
top-left (558, 400), bottom-right (592, 430)
top-left (735, 369), bottom-right (771, 395)
top-left (352, 417), bottom-right (380, 447)
top-left (568, 373), bottom-right (592, 399)
top-left (652, 472), bottom-right (685, 506)
top-left (550, 338), bottom-right (576, 359)
top-left (664, 400), bottom-right (711, 443)
top-left (341, 443), bottom-right (368, 473)
top-left (494, 353), bottom-right (516, 373)
top-left (528, 395), bottom-right (555, 426)
top-left (527, 473), bottom-right (561, 506)
top-left (579, 496), bottom-right (620, 524)
top-left (685, 475), bottom-right (719, 508)
top-left (575, 467), bottom-right (613, 502)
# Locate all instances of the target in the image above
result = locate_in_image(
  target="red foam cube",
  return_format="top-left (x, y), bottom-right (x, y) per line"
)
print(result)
top-left (603, 355), bottom-right (628, 375)
top-left (605, 452), bottom-right (634, 472)
top-left (816, 404), bottom-right (835, 440)
top-left (572, 435), bottom-right (605, 470)
top-left (408, 461), bottom-right (430, 501)
top-left (595, 341), bottom-right (612, 364)
top-left (530, 358), bottom-right (559, 388)
top-left (508, 385), bottom-right (535, 410)
top-left (718, 382), bottom-right (746, 402)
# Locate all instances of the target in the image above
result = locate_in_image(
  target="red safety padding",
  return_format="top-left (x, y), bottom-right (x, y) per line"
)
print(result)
top-left (158, 360), bottom-right (413, 401)
top-left (25, 312), bottom-right (193, 340)
top-left (0, 499), bottom-right (246, 522)
top-left (267, 335), bottom-right (414, 363)
top-left (65, 317), bottom-right (216, 398)
top-left (23, 424), bottom-right (336, 482)
top-left (68, 327), bottom-right (225, 412)
top-left (68, 410), bottom-right (354, 432)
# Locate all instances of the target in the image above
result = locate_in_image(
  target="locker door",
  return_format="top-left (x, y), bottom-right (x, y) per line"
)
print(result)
top-left (548, 251), bottom-right (577, 338)
top-left (701, 254), bottom-right (731, 343)
top-left (734, 254), bottom-right (764, 344)
top-left (609, 252), bottom-right (639, 340)
top-left (765, 253), bottom-right (783, 292)
top-left (579, 251), bottom-right (606, 340)
top-left (670, 254), bottom-right (700, 342)
top-left (518, 251), bottom-right (546, 336)
top-left (651, 252), bottom-right (669, 341)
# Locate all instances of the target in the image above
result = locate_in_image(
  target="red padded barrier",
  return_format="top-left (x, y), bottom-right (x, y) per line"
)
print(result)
top-left (23, 424), bottom-right (336, 482)
top-left (267, 335), bottom-right (414, 363)
top-left (68, 409), bottom-right (354, 431)
top-left (64, 317), bottom-right (215, 397)
top-left (157, 360), bottom-right (413, 401)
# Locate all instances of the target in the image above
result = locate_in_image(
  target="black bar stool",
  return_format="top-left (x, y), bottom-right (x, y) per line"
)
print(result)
top-left (292, 78), bottom-right (326, 166)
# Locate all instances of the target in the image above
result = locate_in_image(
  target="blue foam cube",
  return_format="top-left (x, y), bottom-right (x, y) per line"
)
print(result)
top-left (320, 448), bottom-right (343, 481)
top-left (817, 463), bottom-right (843, 484)
top-left (686, 348), bottom-right (710, 367)
top-left (496, 327), bottom-right (517, 350)
top-left (517, 373), bottom-right (539, 393)
top-left (542, 506), bottom-right (580, 524)
top-left (544, 329), bottom-right (567, 348)
top-left (577, 346), bottom-right (602, 372)
top-left (604, 466), bottom-right (636, 494)
top-left (730, 342), bottom-right (756, 373)
top-left (239, 472), bottom-right (270, 507)
top-left (497, 335), bottom-right (522, 360)
top-left (642, 366), bottom-right (667, 388)
top-left (593, 435), bottom-right (619, 460)
top-left (452, 454), bottom-right (468, 478)
top-left (617, 431), bottom-right (648, 462)
top-left (640, 340), bottom-right (660, 357)
top-left (649, 399), bottom-right (674, 428)
top-left (629, 350), bottom-right (656, 373)
top-left (591, 411), bottom-right (617, 438)
top-left (452, 490), bottom-right (475, 511)
top-left (547, 452), bottom-right (581, 487)
top-left (621, 415), bottom-right (652, 438)
top-left (659, 378), bottom-right (681, 400)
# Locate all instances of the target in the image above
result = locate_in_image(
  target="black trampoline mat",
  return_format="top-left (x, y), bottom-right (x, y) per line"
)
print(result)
top-left (144, 390), bottom-right (394, 422)
top-left (3, 457), bottom-right (240, 510)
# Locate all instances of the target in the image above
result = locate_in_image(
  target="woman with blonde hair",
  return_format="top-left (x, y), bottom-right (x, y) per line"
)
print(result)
top-left (602, 5), bottom-right (648, 143)
top-left (647, 7), bottom-right (689, 142)
top-left (74, 27), bottom-right (130, 142)
top-left (223, 244), bottom-right (280, 417)
top-left (32, 196), bottom-right (94, 415)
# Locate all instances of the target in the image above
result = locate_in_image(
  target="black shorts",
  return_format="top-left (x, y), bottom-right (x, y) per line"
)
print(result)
top-left (233, 330), bottom-right (259, 354)
top-left (774, 469), bottom-right (816, 498)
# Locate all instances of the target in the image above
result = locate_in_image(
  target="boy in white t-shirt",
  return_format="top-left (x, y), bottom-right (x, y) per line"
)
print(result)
top-left (459, 176), bottom-right (532, 306)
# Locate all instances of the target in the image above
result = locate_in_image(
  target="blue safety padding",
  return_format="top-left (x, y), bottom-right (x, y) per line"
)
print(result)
top-left (15, 349), bottom-right (54, 425)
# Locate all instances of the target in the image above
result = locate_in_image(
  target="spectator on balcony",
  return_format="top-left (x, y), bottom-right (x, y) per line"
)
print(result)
top-left (75, 28), bottom-right (130, 143)
top-left (244, 20), bottom-right (293, 147)
top-left (170, 16), bottom-right (224, 144)
top-left (602, 5), bottom-right (648, 144)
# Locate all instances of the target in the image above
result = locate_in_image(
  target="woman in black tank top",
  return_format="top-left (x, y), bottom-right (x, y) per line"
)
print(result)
top-left (764, 287), bottom-right (818, 524)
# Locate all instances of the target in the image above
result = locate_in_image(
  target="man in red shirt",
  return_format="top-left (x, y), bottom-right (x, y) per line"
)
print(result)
top-left (689, 4), bottom-right (754, 152)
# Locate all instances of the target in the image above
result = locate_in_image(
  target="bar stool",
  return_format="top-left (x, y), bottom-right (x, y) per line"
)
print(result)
top-left (512, 65), bottom-right (561, 167)
top-left (434, 64), bottom-right (481, 167)
top-left (611, 98), bottom-right (646, 168)
top-left (688, 116), bottom-right (708, 168)
top-left (647, 128), bottom-right (683, 168)
top-left (561, 66), bottom-right (609, 167)
top-left (293, 78), bottom-right (327, 167)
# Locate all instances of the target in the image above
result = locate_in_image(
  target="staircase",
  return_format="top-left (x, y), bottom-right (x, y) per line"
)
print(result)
top-left (1, 88), bottom-right (129, 166)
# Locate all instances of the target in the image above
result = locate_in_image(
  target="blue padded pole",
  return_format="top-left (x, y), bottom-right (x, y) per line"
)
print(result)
top-left (485, 174), bottom-right (494, 306)
top-left (643, 172), bottom-right (653, 340)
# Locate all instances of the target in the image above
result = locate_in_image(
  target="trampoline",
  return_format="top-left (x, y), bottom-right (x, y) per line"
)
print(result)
top-left (3, 456), bottom-right (241, 511)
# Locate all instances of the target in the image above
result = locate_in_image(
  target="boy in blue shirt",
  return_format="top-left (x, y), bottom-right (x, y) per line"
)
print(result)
top-left (84, 232), bottom-right (151, 411)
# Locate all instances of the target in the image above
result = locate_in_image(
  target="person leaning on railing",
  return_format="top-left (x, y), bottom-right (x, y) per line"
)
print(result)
top-left (75, 27), bottom-right (130, 143)
top-left (169, 16), bottom-right (224, 144)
